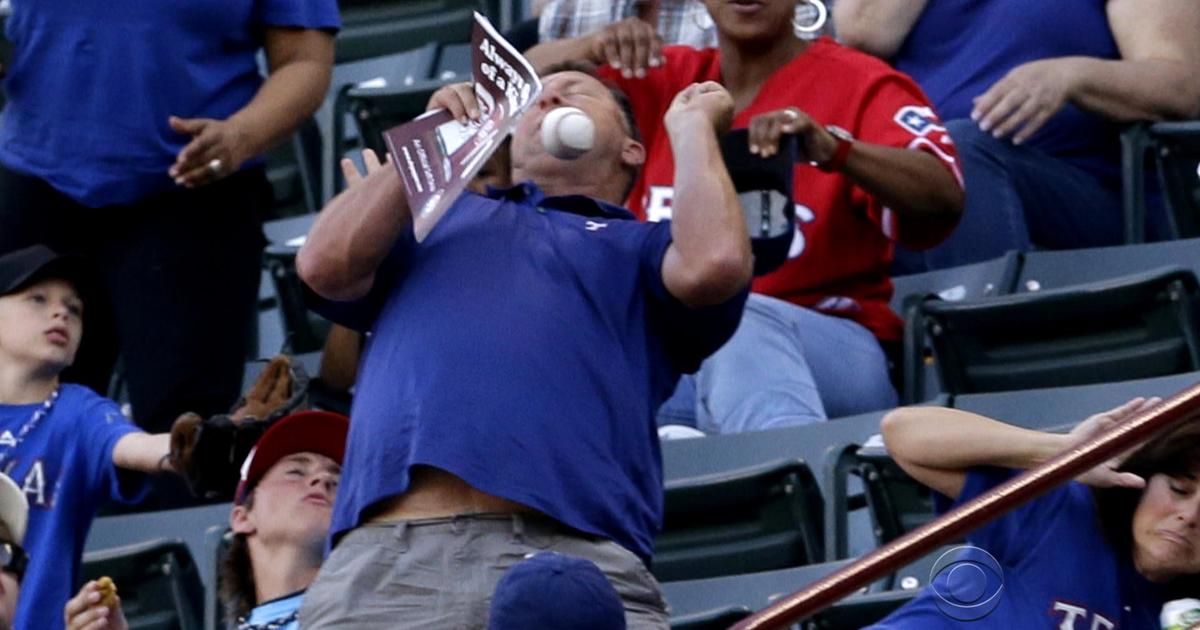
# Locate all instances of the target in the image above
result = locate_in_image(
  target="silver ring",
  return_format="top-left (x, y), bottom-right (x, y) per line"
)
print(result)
top-left (207, 158), bottom-right (223, 176)
top-left (782, 108), bottom-right (800, 122)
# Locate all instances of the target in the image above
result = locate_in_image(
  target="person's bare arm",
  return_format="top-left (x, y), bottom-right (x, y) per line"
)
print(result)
top-left (525, 17), bottom-right (663, 77)
top-left (882, 398), bottom-right (1158, 500)
top-left (974, 0), bottom-right (1200, 144)
top-left (748, 108), bottom-right (963, 250)
top-left (833, 0), bottom-right (928, 59)
top-left (319, 324), bottom-right (364, 392)
top-left (296, 149), bottom-right (410, 301)
top-left (112, 433), bottom-right (174, 474)
top-left (661, 82), bottom-right (753, 308)
top-left (170, 27), bottom-right (334, 187)
top-left (1074, 0), bottom-right (1200, 120)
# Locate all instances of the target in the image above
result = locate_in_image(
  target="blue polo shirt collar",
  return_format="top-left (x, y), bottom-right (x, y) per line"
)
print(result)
top-left (487, 181), bottom-right (636, 221)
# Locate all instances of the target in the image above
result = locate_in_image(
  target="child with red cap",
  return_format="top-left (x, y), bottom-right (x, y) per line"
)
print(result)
top-left (66, 410), bottom-right (348, 630)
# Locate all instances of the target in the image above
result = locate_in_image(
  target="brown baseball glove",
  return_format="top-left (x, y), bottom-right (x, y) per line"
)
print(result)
top-left (169, 355), bottom-right (311, 499)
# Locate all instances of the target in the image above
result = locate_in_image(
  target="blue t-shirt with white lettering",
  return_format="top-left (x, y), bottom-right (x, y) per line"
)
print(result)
top-left (0, 0), bottom-right (340, 207)
top-left (868, 467), bottom-right (1166, 629)
top-left (893, 0), bottom-right (1123, 183)
top-left (0, 384), bottom-right (146, 630)
top-left (309, 183), bottom-right (748, 561)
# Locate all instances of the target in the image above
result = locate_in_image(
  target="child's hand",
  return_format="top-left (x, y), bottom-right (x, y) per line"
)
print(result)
top-left (64, 579), bottom-right (128, 630)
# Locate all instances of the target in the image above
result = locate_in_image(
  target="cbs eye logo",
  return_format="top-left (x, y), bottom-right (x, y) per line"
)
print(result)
top-left (929, 545), bottom-right (1005, 621)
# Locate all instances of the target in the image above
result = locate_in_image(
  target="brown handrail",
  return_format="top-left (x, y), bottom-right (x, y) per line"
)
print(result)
top-left (731, 382), bottom-right (1200, 630)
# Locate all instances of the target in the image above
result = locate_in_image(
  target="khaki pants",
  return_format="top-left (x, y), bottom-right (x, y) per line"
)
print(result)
top-left (299, 513), bottom-right (670, 629)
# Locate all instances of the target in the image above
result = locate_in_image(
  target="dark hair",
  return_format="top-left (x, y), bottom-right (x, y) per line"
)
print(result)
top-left (541, 61), bottom-right (643, 201)
top-left (1092, 418), bottom-right (1200, 597)
top-left (218, 491), bottom-right (257, 624)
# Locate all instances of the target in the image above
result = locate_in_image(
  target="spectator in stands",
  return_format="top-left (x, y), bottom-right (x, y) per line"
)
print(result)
top-left (835, 0), bottom-right (1200, 272)
top-left (528, 0), bottom-right (835, 73)
top-left (0, 476), bottom-right (28, 630)
top-left (294, 69), bottom-right (752, 627)
top-left (530, 0), bottom-right (832, 58)
top-left (315, 144), bottom-right (514, 399)
top-left (488, 552), bottom-right (627, 630)
top-left (64, 410), bottom-right (347, 630)
top-left (0, 246), bottom-right (180, 630)
top-left (868, 398), bottom-right (1200, 628)
top-left (525, 0), bottom-right (964, 432)
top-left (0, 1), bottom-right (339, 454)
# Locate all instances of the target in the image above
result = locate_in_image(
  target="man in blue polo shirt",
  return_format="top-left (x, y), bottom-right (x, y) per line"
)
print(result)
top-left (295, 72), bottom-right (752, 628)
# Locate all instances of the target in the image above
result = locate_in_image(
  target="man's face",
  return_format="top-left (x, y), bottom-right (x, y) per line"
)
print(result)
top-left (232, 452), bottom-right (341, 551)
top-left (1132, 472), bottom-right (1200, 581)
top-left (511, 71), bottom-right (642, 188)
top-left (0, 278), bottom-right (83, 371)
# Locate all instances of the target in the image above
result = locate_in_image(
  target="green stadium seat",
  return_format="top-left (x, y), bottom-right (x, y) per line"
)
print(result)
top-left (911, 266), bottom-right (1200, 395)
top-left (1122, 121), bottom-right (1200, 242)
top-left (81, 539), bottom-right (204, 630)
top-left (654, 458), bottom-right (825, 582)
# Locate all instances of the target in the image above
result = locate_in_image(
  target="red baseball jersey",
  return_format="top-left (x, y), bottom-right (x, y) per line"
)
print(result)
top-left (600, 39), bottom-right (962, 342)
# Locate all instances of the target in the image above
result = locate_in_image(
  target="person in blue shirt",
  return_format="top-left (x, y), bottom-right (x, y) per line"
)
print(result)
top-left (835, 0), bottom-right (1200, 272)
top-left (866, 398), bottom-right (1200, 629)
top-left (294, 70), bottom-right (753, 629)
top-left (0, 245), bottom-right (178, 630)
top-left (65, 410), bottom-right (347, 630)
top-left (0, 0), bottom-right (340, 480)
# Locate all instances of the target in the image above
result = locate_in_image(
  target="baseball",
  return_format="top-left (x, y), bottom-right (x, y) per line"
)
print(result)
top-left (540, 106), bottom-right (595, 160)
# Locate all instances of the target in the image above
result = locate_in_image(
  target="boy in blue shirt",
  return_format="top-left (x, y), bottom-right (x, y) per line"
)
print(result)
top-left (0, 245), bottom-right (175, 630)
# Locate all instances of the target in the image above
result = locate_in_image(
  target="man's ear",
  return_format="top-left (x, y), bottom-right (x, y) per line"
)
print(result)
top-left (620, 137), bottom-right (646, 171)
top-left (230, 504), bottom-right (256, 536)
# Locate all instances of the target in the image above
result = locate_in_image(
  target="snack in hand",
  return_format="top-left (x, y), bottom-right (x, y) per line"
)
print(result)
top-left (96, 576), bottom-right (117, 608)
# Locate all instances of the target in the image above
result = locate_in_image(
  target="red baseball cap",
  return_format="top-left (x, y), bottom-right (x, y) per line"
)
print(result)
top-left (234, 410), bottom-right (349, 505)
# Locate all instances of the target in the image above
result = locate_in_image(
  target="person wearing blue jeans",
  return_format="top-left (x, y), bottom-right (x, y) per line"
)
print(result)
top-left (657, 294), bottom-right (897, 433)
top-left (917, 119), bottom-right (1130, 270)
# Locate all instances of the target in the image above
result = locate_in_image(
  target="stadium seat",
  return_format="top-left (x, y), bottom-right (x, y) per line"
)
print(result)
top-left (661, 559), bottom-right (852, 620)
top-left (1017, 238), bottom-right (1200, 293)
top-left (802, 589), bottom-right (918, 629)
top-left (891, 252), bottom-right (1022, 402)
top-left (345, 79), bottom-right (457, 157)
top-left (433, 42), bottom-right (474, 81)
top-left (204, 526), bottom-right (232, 630)
top-left (889, 250), bottom-right (1021, 314)
top-left (952, 369), bottom-right (1200, 429)
top-left (323, 44), bottom-right (441, 197)
top-left (654, 458), bottom-right (825, 582)
top-left (335, 0), bottom-right (485, 64)
top-left (1122, 120), bottom-right (1200, 242)
top-left (662, 410), bottom-right (895, 489)
top-left (81, 539), bottom-right (205, 630)
top-left (262, 245), bottom-right (328, 354)
top-left (825, 441), bottom-right (935, 563)
top-left (911, 266), bottom-right (1200, 395)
